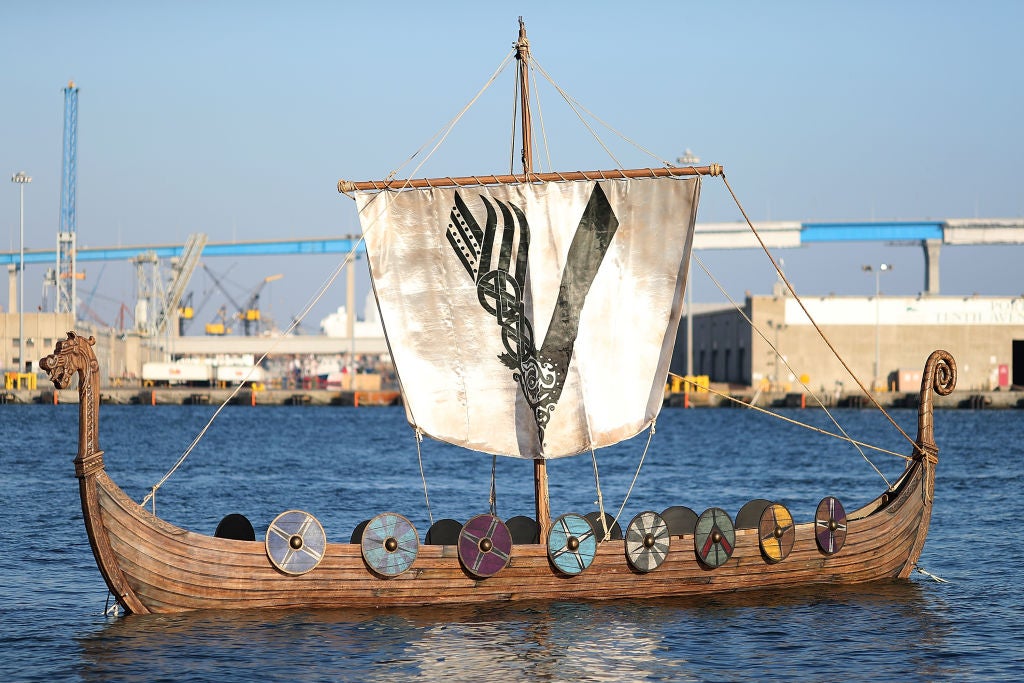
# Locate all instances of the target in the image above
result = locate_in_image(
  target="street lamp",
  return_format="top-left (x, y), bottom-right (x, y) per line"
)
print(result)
top-left (11, 171), bottom-right (31, 375)
top-left (862, 263), bottom-right (893, 391)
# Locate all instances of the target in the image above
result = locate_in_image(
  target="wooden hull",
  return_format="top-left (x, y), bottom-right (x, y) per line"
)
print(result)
top-left (83, 458), bottom-right (934, 614)
top-left (42, 333), bottom-right (952, 615)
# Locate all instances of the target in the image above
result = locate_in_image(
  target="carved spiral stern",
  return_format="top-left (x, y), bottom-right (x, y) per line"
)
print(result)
top-left (915, 350), bottom-right (957, 462)
top-left (896, 350), bottom-right (956, 579)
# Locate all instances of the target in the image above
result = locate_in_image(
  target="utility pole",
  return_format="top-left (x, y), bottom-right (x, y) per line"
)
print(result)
top-left (675, 151), bottom-right (701, 378)
top-left (862, 263), bottom-right (893, 391)
top-left (11, 171), bottom-right (32, 372)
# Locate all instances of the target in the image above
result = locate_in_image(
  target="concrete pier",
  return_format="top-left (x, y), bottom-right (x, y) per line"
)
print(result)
top-left (0, 387), bottom-right (401, 407)
top-left (3, 386), bottom-right (1020, 409)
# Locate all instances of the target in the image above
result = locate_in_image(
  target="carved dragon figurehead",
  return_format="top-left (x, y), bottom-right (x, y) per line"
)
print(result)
top-left (40, 331), bottom-right (98, 389)
top-left (40, 332), bottom-right (103, 475)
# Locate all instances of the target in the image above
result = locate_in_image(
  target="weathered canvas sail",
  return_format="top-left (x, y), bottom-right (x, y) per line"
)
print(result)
top-left (357, 176), bottom-right (701, 458)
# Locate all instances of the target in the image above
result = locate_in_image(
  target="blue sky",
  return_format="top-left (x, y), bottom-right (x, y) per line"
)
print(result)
top-left (2, 2), bottom-right (1022, 329)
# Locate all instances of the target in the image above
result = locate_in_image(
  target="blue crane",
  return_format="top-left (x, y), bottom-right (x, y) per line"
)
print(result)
top-left (56, 80), bottom-right (79, 314)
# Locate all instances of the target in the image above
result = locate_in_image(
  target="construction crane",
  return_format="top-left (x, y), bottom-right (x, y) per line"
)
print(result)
top-left (181, 263), bottom-right (237, 335)
top-left (201, 266), bottom-right (282, 336)
top-left (201, 265), bottom-right (245, 334)
top-left (77, 263), bottom-right (106, 326)
top-left (178, 292), bottom-right (195, 335)
top-left (133, 233), bottom-right (206, 337)
top-left (56, 80), bottom-right (79, 315)
top-left (241, 273), bottom-right (283, 336)
top-left (205, 305), bottom-right (232, 336)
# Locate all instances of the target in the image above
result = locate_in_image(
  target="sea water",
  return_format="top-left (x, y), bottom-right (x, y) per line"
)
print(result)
top-left (1, 404), bottom-right (1021, 681)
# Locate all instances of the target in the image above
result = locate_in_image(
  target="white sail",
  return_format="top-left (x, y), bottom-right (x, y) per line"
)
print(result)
top-left (357, 176), bottom-right (700, 459)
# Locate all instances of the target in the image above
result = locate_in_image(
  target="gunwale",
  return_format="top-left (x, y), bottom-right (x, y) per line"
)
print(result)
top-left (84, 453), bottom-right (933, 614)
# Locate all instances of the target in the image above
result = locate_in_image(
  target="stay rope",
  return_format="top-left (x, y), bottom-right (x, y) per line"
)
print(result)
top-left (141, 246), bottom-right (359, 510)
top-left (670, 373), bottom-right (910, 463)
top-left (688, 253), bottom-right (899, 488)
top-left (527, 52), bottom-right (920, 481)
top-left (589, 449), bottom-right (608, 541)
top-left (414, 427), bottom-right (434, 528)
top-left (528, 57), bottom-right (627, 169)
top-left (719, 173), bottom-right (919, 456)
top-left (607, 421), bottom-right (657, 540)
top-left (143, 50), bottom-right (519, 506)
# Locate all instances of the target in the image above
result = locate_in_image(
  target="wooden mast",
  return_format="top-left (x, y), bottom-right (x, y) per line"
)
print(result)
top-left (517, 17), bottom-right (534, 178)
top-left (516, 18), bottom-right (551, 539)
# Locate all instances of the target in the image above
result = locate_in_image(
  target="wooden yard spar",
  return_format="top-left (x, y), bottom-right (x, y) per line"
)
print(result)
top-left (43, 20), bottom-right (956, 614)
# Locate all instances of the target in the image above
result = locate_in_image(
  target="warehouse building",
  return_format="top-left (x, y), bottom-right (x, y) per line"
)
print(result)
top-left (672, 292), bottom-right (1024, 394)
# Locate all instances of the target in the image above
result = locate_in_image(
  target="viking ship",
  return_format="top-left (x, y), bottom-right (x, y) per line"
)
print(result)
top-left (42, 20), bottom-right (956, 614)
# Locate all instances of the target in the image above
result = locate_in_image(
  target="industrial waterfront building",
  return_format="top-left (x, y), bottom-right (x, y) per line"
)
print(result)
top-left (671, 291), bottom-right (1024, 395)
top-left (6, 290), bottom-right (1024, 397)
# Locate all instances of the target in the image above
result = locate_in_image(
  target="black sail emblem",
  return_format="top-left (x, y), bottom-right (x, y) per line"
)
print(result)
top-left (446, 184), bottom-right (619, 447)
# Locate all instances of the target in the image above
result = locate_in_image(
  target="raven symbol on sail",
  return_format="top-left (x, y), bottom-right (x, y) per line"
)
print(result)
top-left (446, 184), bottom-right (619, 447)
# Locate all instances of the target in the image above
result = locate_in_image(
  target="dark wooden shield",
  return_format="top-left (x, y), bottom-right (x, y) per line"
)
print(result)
top-left (547, 513), bottom-right (596, 575)
top-left (361, 511), bottom-right (419, 577)
top-left (694, 507), bottom-right (735, 568)
top-left (758, 502), bottom-right (795, 563)
top-left (505, 515), bottom-right (540, 544)
top-left (815, 496), bottom-right (848, 555)
top-left (349, 519), bottom-right (370, 545)
top-left (625, 511), bottom-right (671, 573)
top-left (661, 505), bottom-right (698, 536)
top-left (735, 498), bottom-right (774, 529)
top-left (215, 513), bottom-right (255, 541)
top-left (424, 518), bottom-right (462, 545)
top-left (265, 510), bottom-right (327, 576)
top-left (458, 514), bottom-right (513, 578)
top-left (585, 511), bottom-right (622, 541)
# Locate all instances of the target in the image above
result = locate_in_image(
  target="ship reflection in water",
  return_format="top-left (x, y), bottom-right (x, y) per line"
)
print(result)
top-left (76, 582), bottom-right (950, 681)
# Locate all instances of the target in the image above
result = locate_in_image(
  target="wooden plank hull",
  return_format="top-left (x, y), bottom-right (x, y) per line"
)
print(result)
top-left (86, 459), bottom-right (933, 614)
top-left (41, 333), bottom-right (952, 616)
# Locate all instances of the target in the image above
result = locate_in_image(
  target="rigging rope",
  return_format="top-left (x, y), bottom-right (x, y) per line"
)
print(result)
top-left (609, 420), bottom-right (657, 533)
top-left (719, 173), bottom-right (919, 455)
top-left (141, 248), bottom-right (358, 507)
top-left (144, 50), bottom-right (522, 502)
top-left (589, 448), bottom-right (609, 541)
top-left (689, 253), bottom-right (896, 488)
top-left (527, 56), bottom-right (625, 169)
top-left (522, 52), bottom-right (913, 478)
top-left (588, 420), bottom-right (658, 544)
top-left (528, 55), bottom-right (680, 170)
top-left (414, 427), bottom-right (434, 528)
top-left (489, 454), bottom-right (498, 517)
top-left (103, 592), bottom-right (121, 617)
top-left (531, 60), bottom-right (553, 173)
top-left (669, 373), bottom-right (911, 462)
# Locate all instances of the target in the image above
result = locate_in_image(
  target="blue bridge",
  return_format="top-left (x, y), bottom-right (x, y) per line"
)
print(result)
top-left (2, 218), bottom-right (1022, 295)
